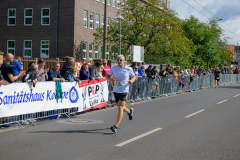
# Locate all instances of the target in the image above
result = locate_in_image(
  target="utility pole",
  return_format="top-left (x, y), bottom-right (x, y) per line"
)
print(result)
top-left (103, 0), bottom-right (107, 59)
top-left (237, 41), bottom-right (240, 68)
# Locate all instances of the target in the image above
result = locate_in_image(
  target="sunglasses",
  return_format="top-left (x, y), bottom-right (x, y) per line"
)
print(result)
top-left (117, 59), bottom-right (123, 62)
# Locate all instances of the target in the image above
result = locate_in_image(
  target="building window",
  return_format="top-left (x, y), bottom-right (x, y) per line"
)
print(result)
top-left (83, 42), bottom-right (87, 59)
top-left (24, 8), bottom-right (33, 25)
top-left (101, 45), bottom-right (103, 59)
top-left (112, 0), bottom-right (115, 7)
top-left (96, 14), bottom-right (100, 29)
top-left (41, 8), bottom-right (50, 25)
top-left (90, 12), bottom-right (94, 29)
top-left (122, 0), bottom-right (125, 9)
top-left (107, 17), bottom-right (110, 31)
top-left (102, 0), bottom-right (105, 3)
top-left (7, 40), bottom-right (15, 55)
top-left (41, 40), bottom-right (49, 58)
top-left (8, 9), bottom-right (16, 26)
top-left (117, 0), bottom-right (120, 9)
top-left (101, 15), bottom-right (104, 29)
top-left (83, 10), bottom-right (88, 28)
top-left (89, 43), bottom-right (93, 59)
top-left (95, 45), bottom-right (99, 59)
top-left (107, 0), bottom-right (110, 5)
top-left (24, 40), bottom-right (32, 57)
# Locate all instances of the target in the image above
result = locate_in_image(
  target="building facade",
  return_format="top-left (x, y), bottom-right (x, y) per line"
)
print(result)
top-left (235, 46), bottom-right (240, 66)
top-left (0, 0), bottom-right (169, 62)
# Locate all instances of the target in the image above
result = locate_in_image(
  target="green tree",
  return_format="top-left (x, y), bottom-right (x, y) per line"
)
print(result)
top-left (181, 16), bottom-right (232, 68)
top-left (93, 0), bottom-right (194, 67)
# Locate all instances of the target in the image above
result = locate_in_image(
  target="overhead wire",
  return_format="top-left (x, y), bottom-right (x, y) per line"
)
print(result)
top-left (180, 0), bottom-right (240, 37)
top-left (192, 0), bottom-right (239, 33)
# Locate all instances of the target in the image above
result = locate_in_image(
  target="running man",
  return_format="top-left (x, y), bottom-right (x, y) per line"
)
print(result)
top-left (106, 55), bottom-right (136, 133)
top-left (215, 67), bottom-right (221, 88)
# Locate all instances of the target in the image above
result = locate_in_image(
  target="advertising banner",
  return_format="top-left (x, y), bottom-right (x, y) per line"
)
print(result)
top-left (0, 80), bottom-right (108, 117)
top-left (75, 62), bottom-right (83, 78)
top-left (133, 45), bottom-right (144, 62)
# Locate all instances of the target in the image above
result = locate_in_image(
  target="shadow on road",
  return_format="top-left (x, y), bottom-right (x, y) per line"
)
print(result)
top-left (28, 128), bottom-right (115, 135)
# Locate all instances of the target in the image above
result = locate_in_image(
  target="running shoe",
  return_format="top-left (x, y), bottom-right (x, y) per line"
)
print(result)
top-left (111, 125), bottom-right (118, 133)
top-left (128, 108), bottom-right (134, 120)
top-left (136, 96), bottom-right (141, 101)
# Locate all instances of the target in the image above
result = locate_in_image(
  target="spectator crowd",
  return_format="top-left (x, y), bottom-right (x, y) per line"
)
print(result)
top-left (0, 53), bottom-right (239, 88)
top-left (1, 53), bottom-right (240, 128)
top-left (0, 53), bottom-right (112, 86)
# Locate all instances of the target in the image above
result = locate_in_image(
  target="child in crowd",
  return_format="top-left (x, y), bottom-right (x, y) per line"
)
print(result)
top-left (63, 67), bottom-right (81, 85)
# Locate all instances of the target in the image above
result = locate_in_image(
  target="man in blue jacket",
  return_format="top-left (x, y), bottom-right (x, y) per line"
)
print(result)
top-left (60, 57), bottom-right (75, 77)
top-left (137, 62), bottom-right (145, 78)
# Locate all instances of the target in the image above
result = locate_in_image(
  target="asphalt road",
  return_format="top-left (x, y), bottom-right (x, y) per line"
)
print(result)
top-left (1, 83), bottom-right (240, 160)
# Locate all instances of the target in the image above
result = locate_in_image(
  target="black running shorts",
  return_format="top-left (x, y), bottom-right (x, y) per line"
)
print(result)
top-left (113, 92), bottom-right (128, 103)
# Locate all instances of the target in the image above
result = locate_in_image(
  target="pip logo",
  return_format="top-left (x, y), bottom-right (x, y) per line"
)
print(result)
top-left (92, 86), bottom-right (95, 95)
top-left (88, 85), bottom-right (99, 96)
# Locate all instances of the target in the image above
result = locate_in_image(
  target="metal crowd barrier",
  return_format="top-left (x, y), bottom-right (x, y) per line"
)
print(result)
top-left (2, 74), bottom-right (240, 128)
top-left (107, 74), bottom-right (240, 106)
top-left (0, 107), bottom-right (79, 128)
top-left (0, 81), bottom-right (85, 128)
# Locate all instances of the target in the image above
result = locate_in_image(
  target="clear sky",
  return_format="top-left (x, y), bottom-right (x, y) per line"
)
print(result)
top-left (170, 0), bottom-right (240, 46)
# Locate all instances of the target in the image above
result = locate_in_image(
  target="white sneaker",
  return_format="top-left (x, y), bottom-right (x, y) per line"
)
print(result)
top-left (136, 96), bottom-right (141, 101)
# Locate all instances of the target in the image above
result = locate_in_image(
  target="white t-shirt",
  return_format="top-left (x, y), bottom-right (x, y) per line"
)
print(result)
top-left (184, 69), bottom-right (188, 76)
top-left (108, 65), bottom-right (135, 93)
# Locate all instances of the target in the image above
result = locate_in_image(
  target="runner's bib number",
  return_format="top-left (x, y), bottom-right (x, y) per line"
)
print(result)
top-left (115, 80), bottom-right (123, 86)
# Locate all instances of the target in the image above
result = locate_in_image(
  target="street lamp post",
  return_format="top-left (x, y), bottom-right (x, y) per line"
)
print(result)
top-left (103, 0), bottom-right (107, 59)
top-left (237, 40), bottom-right (240, 67)
top-left (117, 11), bottom-right (124, 55)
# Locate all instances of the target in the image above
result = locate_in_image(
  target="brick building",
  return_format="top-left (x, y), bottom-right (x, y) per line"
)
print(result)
top-left (235, 46), bottom-right (240, 66)
top-left (0, 0), bottom-right (169, 62)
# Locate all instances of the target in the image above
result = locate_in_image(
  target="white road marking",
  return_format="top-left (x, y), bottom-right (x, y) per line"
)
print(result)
top-left (217, 99), bottom-right (228, 104)
top-left (185, 109), bottom-right (205, 118)
top-left (233, 94), bottom-right (240, 98)
top-left (115, 128), bottom-right (162, 147)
